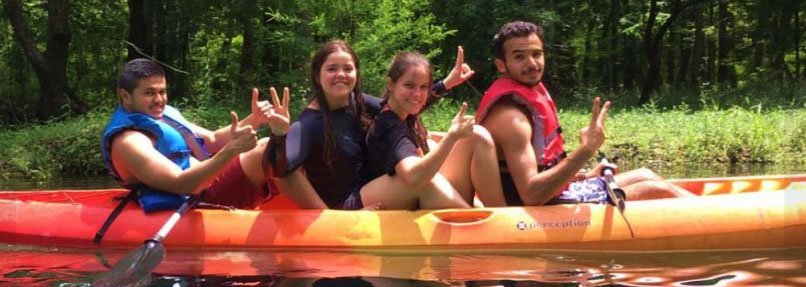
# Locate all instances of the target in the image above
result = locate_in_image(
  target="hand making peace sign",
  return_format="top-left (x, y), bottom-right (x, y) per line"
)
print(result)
top-left (266, 87), bottom-right (291, 136)
top-left (579, 97), bottom-right (610, 153)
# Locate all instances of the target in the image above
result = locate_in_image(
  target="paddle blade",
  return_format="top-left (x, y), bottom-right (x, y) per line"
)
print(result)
top-left (93, 240), bottom-right (165, 287)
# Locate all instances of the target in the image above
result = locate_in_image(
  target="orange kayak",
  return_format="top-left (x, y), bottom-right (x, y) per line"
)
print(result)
top-left (1, 174), bottom-right (804, 251)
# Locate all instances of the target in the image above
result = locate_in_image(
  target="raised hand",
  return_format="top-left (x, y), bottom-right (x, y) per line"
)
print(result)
top-left (442, 46), bottom-right (476, 90)
top-left (251, 87), bottom-right (274, 125)
top-left (579, 97), bottom-right (610, 153)
top-left (227, 111), bottom-right (257, 154)
top-left (446, 102), bottom-right (475, 140)
top-left (267, 87), bottom-right (291, 136)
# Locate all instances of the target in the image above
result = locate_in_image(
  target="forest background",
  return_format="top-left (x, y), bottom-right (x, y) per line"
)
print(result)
top-left (0, 0), bottom-right (804, 182)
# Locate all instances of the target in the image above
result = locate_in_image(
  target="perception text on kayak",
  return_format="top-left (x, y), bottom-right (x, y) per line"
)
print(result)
top-left (516, 220), bottom-right (591, 230)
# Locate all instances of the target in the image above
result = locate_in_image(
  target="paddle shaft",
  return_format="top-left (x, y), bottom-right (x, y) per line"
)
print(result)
top-left (152, 192), bottom-right (202, 242)
top-left (599, 158), bottom-right (635, 238)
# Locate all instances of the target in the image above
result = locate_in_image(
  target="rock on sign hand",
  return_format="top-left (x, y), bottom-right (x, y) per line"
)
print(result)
top-left (443, 46), bottom-right (476, 90)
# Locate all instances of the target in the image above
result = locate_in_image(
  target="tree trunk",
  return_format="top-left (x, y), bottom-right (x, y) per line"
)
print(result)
top-left (691, 4), bottom-right (706, 85)
top-left (677, 20), bottom-right (691, 86)
top-left (751, 2), bottom-right (770, 72)
top-left (580, 17), bottom-right (594, 86)
top-left (666, 29), bottom-right (677, 85)
top-left (795, 1), bottom-right (802, 80)
top-left (237, 0), bottom-right (257, 98)
top-left (607, 0), bottom-right (621, 91)
top-left (212, 17), bottom-right (236, 95)
top-left (771, 5), bottom-right (794, 81)
top-left (154, 1), bottom-right (194, 102)
top-left (706, 3), bottom-right (716, 85)
top-left (126, 0), bottom-right (154, 60)
top-left (716, 0), bottom-right (735, 86)
top-left (3, 0), bottom-right (84, 120)
top-left (639, 0), bottom-right (699, 105)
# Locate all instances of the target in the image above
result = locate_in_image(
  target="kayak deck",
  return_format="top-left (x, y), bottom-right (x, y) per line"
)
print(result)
top-left (0, 174), bottom-right (804, 251)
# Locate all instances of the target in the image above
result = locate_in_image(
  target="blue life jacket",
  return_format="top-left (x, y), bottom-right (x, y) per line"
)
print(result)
top-left (101, 105), bottom-right (208, 212)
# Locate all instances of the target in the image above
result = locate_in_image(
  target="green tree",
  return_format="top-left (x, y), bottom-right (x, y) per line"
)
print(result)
top-left (3, 0), bottom-right (85, 120)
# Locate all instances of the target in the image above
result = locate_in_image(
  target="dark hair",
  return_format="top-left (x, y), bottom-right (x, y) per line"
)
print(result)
top-left (309, 40), bottom-right (370, 170)
top-left (118, 58), bottom-right (166, 93)
top-left (384, 51), bottom-right (432, 154)
top-left (492, 21), bottom-right (544, 60)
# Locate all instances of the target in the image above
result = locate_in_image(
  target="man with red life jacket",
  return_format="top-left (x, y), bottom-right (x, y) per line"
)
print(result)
top-left (102, 58), bottom-right (291, 211)
top-left (477, 21), bottom-right (692, 206)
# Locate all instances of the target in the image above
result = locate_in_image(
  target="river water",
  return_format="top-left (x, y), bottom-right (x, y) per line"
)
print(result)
top-left (1, 163), bottom-right (805, 286)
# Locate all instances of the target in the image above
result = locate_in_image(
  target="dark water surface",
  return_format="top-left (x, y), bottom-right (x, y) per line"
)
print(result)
top-left (1, 164), bottom-right (805, 286)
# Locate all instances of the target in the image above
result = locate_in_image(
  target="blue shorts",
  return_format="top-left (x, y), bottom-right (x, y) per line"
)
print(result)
top-left (545, 177), bottom-right (610, 205)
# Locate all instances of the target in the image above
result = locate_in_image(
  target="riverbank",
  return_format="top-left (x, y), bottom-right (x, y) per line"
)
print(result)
top-left (1, 100), bottom-right (803, 184)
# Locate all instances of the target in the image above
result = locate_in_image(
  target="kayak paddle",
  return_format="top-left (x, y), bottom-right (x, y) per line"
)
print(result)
top-left (93, 192), bottom-right (203, 287)
top-left (599, 157), bottom-right (635, 238)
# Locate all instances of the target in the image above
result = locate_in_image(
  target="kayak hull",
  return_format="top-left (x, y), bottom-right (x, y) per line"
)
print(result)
top-left (1, 174), bottom-right (805, 251)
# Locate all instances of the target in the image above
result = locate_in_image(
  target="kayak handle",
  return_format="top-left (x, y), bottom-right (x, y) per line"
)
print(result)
top-left (431, 210), bottom-right (493, 224)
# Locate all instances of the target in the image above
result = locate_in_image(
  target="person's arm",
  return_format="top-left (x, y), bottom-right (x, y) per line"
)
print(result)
top-left (196, 87), bottom-right (283, 153)
top-left (273, 169), bottom-right (328, 209)
top-left (482, 98), bottom-right (609, 205)
top-left (111, 112), bottom-right (257, 195)
top-left (393, 103), bottom-right (475, 189)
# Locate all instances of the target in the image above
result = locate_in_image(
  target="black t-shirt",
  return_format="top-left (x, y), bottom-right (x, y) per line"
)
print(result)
top-left (280, 94), bottom-right (382, 208)
top-left (365, 109), bottom-right (420, 181)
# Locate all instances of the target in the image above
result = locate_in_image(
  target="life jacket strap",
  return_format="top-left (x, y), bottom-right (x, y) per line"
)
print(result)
top-left (93, 190), bottom-right (137, 244)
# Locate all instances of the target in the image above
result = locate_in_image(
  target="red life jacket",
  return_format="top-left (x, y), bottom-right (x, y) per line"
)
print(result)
top-left (476, 78), bottom-right (566, 171)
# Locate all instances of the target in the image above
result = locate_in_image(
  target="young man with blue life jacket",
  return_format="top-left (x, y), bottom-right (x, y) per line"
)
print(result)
top-left (476, 21), bottom-right (693, 206)
top-left (101, 58), bottom-right (291, 212)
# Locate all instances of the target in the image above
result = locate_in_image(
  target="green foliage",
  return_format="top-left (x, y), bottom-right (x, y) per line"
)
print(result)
top-left (0, 104), bottom-right (250, 181)
top-left (351, 0), bottom-right (454, 94)
top-left (2, 0), bottom-right (806, 182)
top-left (559, 106), bottom-right (806, 168)
top-left (0, 109), bottom-right (110, 182)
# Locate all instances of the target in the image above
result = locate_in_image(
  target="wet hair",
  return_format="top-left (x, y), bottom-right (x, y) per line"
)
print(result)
top-left (118, 58), bottom-right (165, 93)
top-left (309, 40), bottom-right (371, 170)
top-left (383, 51), bottom-right (432, 154)
top-left (492, 21), bottom-right (545, 61)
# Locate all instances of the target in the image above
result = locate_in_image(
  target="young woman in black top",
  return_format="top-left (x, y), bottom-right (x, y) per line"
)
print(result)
top-left (364, 52), bottom-right (506, 208)
top-left (266, 41), bottom-right (475, 210)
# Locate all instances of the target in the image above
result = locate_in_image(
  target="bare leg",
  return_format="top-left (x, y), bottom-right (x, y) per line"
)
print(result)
top-left (439, 126), bottom-right (506, 207)
top-left (239, 137), bottom-right (271, 189)
top-left (616, 168), bottom-right (695, 199)
top-left (360, 173), bottom-right (470, 210)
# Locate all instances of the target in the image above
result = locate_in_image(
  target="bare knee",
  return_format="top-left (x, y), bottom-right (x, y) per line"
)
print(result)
top-left (630, 167), bottom-right (663, 181)
top-left (470, 125), bottom-right (495, 148)
top-left (627, 180), bottom-right (678, 200)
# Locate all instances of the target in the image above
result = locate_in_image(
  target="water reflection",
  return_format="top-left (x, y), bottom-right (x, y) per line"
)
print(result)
top-left (1, 244), bottom-right (805, 286)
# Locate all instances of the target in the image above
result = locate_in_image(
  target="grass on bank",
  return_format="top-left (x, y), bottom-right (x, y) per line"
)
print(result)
top-left (1, 86), bottom-right (804, 184)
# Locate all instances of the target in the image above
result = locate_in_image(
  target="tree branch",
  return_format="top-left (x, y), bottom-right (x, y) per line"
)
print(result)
top-left (122, 40), bottom-right (189, 75)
